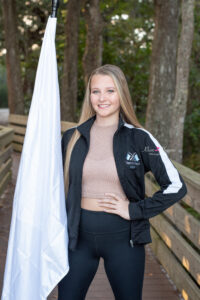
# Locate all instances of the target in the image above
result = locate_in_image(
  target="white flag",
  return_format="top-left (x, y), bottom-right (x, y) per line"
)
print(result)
top-left (1, 16), bottom-right (69, 300)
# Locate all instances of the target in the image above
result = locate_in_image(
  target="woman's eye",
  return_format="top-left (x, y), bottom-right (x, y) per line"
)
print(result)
top-left (92, 90), bottom-right (114, 94)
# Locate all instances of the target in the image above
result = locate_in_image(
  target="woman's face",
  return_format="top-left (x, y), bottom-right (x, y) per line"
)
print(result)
top-left (90, 74), bottom-right (121, 120)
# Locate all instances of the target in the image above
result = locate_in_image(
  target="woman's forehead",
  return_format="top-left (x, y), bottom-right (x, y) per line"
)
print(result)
top-left (90, 74), bottom-right (115, 88)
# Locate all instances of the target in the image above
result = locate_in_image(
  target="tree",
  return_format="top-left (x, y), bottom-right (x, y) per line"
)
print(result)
top-left (145, 0), bottom-right (180, 149)
top-left (1, 0), bottom-right (24, 114)
top-left (61, 0), bottom-right (82, 122)
top-left (170, 0), bottom-right (195, 162)
top-left (82, 0), bottom-right (103, 85)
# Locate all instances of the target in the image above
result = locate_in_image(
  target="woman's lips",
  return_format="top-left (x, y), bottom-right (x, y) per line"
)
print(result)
top-left (98, 104), bottom-right (110, 109)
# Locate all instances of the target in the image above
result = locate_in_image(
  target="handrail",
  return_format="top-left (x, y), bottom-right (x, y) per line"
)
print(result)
top-left (8, 113), bottom-right (200, 300)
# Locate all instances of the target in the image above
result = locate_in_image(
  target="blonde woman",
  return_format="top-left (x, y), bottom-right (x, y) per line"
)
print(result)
top-left (58, 64), bottom-right (187, 300)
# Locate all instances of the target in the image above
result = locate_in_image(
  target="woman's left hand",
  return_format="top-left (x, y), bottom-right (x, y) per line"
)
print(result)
top-left (97, 192), bottom-right (131, 220)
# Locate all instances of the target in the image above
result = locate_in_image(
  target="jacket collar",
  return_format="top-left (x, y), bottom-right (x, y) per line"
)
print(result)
top-left (76, 112), bottom-right (125, 139)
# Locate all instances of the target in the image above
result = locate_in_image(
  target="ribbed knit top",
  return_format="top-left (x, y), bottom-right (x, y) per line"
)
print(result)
top-left (81, 120), bottom-right (127, 200)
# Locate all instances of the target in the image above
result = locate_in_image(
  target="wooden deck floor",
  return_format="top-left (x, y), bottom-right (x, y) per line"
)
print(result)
top-left (0, 152), bottom-right (183, 299)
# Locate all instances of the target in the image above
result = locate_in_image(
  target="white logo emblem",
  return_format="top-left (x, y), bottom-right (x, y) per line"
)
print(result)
top-left (126, 152), bottom-right (140, 162)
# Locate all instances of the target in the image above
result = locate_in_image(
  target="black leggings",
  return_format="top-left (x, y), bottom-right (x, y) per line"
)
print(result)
top-left (58, 208), bottom-right (145, 300)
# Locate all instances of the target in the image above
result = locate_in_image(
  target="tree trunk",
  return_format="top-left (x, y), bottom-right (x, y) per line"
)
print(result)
top-left (82, 0), bottom-right (103, 86)
top-left (145, 0), bottom-right (179, 148)
top-left (169, 0), bottom-right (195, 163)
top-left (1, 0), bottom-right (24, 114)
top-left (61, 0), bottom-right (81, 122)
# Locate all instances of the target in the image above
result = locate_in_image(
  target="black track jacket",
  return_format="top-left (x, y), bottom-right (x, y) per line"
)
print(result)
top-left (61, 113), bottom-right (187, 251)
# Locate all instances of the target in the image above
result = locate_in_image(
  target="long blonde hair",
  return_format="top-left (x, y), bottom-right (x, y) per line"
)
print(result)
top-left (63, 64), bottom-right (145, 196)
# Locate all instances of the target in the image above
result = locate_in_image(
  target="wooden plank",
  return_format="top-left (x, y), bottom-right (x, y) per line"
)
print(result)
top-left (145, 164), bottom-right (200, 214)
top-left (0, 171), bottom-right (11, 196)
top-left (182, 185), bottom-right (200, 215)
top-left (173, 160), bottom-right (200, 190)
top-left (13, 135), bottom-right (24, 144)
top-left (164, 203), bottom-right (200, 250)
top-left (12, 143), bottom-right (23, 152)
top-left (9, 124), bottom-right (26, 135)
top-left (145, 176), bottom-right (200, 249)
top-left (0, 144), bottom-right (13, 165)
top-left (0, 128), bottom-right (14, 150)
top-left (0, 158), bottom-right (12, 183)
top-left (0, 126), bottom-right (12, 134)
top-left (150, 227), bottom-right (200, 300)
top-left (173, 161), bottom-right (200, 214)
top-left (150, 214), bottom-right (200, 285)
top-left (61, 121), bottom-right (77, 133)
top-left (9, 114), bottom-right (28, 126)
top-left (9, 114), bottom-right (78, 132)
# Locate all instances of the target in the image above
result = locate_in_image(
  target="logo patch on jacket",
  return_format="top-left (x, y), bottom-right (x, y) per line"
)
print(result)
top-left (125, 152), bottom-right (140, 168)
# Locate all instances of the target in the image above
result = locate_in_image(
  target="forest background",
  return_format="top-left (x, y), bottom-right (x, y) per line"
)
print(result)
top-left (0, 0), bottom-right (199, 172)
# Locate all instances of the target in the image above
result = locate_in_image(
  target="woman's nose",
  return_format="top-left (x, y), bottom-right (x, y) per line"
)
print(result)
top-left (99, 92), bottom-right (106, 101)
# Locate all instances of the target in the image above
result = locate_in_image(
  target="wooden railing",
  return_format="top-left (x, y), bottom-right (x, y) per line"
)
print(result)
top-left (8, 114), bottom-right (200, 300)
top-left (145, 167), bottom-right (200, 300)
top-left (8, 114), bottom-right (76, 152)
top-left (0, 125), bottom-right (14, 196)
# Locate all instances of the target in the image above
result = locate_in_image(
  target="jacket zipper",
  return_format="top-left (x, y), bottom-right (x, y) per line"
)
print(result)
top-left (130, 221), bottom-right (134, 247)
top-left (113, 128), bottom-right (134, 248)
top-left (76, 135), bottom-right (90, 247)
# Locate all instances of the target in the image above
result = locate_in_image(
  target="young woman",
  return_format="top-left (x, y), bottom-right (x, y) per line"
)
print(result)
top-left (58, 64), bottom-right (187, 300)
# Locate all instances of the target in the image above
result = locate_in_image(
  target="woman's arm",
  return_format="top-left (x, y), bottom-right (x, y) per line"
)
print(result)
top-left (128, 129), bottom-right (187, 220)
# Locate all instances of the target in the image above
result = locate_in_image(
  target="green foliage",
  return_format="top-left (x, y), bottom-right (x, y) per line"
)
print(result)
top-left (100, 0), bottom-right (154, 122)
top-left (184, 104), bottom-right (200, 172)
top-left (0, 0), bottom-right (199, 171)
top-left (183, 1), bottom-right (200, 172)
top-left (77, 0), bottom-right (154, 122)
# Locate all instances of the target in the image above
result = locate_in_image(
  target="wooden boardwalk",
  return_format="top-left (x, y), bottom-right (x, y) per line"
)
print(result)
top-left (0, 152), bottom-right (183, 299)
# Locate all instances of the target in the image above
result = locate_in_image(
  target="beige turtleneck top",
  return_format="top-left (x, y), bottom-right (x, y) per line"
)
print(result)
top-left (81, 120), bottom-right (127, 200)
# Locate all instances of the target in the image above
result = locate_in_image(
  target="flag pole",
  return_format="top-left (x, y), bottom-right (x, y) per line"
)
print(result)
top-left (1, 1), bottom-right (70, 298)
top-left (51, 0), bottom-right (60, 17)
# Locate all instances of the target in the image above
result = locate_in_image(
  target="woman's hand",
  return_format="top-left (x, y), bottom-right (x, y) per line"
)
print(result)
top-left (97, 192), bottom-right (131, 220)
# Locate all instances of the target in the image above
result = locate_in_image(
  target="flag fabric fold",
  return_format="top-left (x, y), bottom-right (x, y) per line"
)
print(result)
top-left (1, 16), bottom-right (69, 300)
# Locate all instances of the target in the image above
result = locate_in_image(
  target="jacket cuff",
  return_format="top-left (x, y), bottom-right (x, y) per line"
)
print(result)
top-left (128, 201), bottom-right (145, 220)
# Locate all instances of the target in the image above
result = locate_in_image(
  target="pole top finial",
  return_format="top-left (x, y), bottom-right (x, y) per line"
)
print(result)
top-left (51, 0), bottom-right (59, 18)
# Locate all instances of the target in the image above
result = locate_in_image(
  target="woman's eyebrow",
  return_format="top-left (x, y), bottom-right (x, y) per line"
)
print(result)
top-left (91, 87), bottom-right (116, 90)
